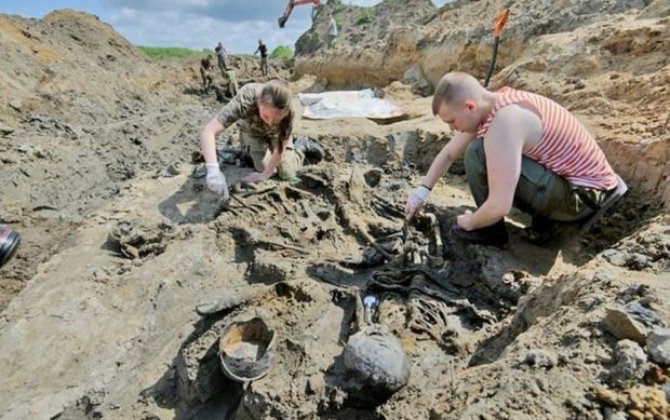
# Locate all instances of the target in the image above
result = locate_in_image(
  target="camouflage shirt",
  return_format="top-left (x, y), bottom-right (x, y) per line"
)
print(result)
top-left (215, 83), bottom-right (293, 151)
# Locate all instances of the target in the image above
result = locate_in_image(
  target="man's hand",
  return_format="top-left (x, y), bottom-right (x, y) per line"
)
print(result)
top-left (456, 210), bottom-right (474, 231)
top-left (404, 185), bottom-right (431, 220)
top-left (241, 171), bottom-right (270, 185)
top-left (205, 163), bottom-right (229, 199)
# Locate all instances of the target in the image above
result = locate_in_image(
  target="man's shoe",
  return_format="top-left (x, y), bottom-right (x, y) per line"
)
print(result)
top-left (450, 220), bottom-right (508, 248)
top-left (579, 175), bottom-right (628, 233)
top-left (278, 16), bottom-right (287, 28)
top-left (294, 136), bottom-right (325, 164)
top-left (521, 216), bottom-right (559, 245)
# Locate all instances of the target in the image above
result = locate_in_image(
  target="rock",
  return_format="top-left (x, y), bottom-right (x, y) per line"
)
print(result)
top-left (9, 99), bottom-right (22, 111)
top-left (195, 286), bottom-right (270, 316)
top-left (624, 300), bottom-right (664, 326)
top-left (522, 349), bottom-right (557, 368)
top-left (402, 65), bottom-right (433, 96)
top-left (602, 249), bottom-right (627, 267)
top-left (305, 374), bottom-right (324, 396)
top-left (628, 253), bottom-right (652, 270)
top-left (343, 324), bottom-right (410, 398)
top-left (0, 124), bottom-right (15, 135)
top-left (603, 307), bottom-right (648, 344)
top-left (647, 329), bottom-right (670, 366)
top-left (609, 339), bottom-right (647, 387)
top-left (156, 164), bottom-right (180, 178)
top-left (662, 383), bottom-right (670, 403)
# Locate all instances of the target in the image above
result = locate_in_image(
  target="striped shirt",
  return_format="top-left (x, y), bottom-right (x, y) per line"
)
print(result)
top-left (477, 87), bottom-right (618, 190)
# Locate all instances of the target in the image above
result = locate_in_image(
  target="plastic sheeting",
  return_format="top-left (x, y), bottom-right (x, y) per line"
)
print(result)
top-left (299, 89), bottom-right (404, 120)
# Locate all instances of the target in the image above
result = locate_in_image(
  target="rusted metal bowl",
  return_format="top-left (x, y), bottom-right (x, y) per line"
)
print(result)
top-left (218, 317), bottom-right (276, 382)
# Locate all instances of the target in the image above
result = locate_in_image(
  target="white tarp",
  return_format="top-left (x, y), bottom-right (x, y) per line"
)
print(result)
top-left (299, 89), bottom-right (404, 120)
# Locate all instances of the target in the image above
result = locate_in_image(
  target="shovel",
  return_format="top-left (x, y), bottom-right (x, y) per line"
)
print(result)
top-left (483, 8), bottom-right (511, 88)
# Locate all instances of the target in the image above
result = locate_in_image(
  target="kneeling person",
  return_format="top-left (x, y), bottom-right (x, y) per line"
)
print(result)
top-left (200, 81), bottom-right (306, 197)
top-left (405, 72), bottom-right (626, 247)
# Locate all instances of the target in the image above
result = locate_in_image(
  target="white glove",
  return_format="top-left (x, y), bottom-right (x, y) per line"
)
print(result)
top-left (405, 185), bottom-right (431, 219)
top-left (205, 163), bottom-right (229, 199)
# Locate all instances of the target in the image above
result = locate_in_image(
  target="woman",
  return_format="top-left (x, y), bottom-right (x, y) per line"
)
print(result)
top-left (199, 80), bottom-right (302, 198)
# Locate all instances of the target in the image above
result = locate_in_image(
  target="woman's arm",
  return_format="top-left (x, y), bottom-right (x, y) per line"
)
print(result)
top-left (200, 118), bottom-right (225, 165)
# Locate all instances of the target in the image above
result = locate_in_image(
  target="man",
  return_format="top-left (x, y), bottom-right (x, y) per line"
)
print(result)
top-left (200, 81), bottom-right (324, 199)
top-left (254, 39), bottom-right (269, 77)
top-left (214, 42), bottom-right (229, 78)
top-left (405, 72), bottom-right (627, 247)
top-left (199, 55), bottom-right (214, 92)
top-left (325, 12), bottom-right (337, 48)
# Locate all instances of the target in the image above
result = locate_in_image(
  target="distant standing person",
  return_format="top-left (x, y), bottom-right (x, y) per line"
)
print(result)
top-left (254, 39), bottom-right (269, 77)
top-left (199, 55), bottom-right (214, 92)
top-left (326, 12), bottom-right (337, 48)
top-left (214, 42), bottom-right (229, 78)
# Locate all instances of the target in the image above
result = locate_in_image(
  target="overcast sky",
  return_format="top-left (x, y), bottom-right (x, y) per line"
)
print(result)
top-left (2, 0), bottom-right (451, 53)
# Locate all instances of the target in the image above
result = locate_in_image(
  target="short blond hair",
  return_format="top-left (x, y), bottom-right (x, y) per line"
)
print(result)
top-left (431, 72), bottom-right (482, 115)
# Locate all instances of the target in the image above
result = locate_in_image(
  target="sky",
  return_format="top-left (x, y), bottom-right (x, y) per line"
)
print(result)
top-left (1, 0), bottom-right (451, 54)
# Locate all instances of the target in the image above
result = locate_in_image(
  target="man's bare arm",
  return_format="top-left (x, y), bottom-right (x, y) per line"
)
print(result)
top-left (464, 106), bottom-right (528, 229)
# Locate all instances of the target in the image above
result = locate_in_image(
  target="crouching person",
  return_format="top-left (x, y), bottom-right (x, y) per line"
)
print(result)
top-left (200, 80), bottom-right (323, 198)
top-left (405, 72), bottom-right (627, 248)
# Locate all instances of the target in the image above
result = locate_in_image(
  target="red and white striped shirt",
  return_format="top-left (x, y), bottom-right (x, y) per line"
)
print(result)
top-left (477, 87), bottom-right (618, 190)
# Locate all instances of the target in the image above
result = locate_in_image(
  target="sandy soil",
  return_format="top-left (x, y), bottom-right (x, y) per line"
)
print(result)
top-left (0, 3), bottom-right (668, 420)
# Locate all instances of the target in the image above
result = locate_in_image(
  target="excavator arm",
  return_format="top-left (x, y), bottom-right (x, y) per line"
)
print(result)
top-left (279, 0), bottom-right (321, 28)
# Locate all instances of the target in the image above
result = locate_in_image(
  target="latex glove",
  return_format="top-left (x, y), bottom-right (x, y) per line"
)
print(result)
top-left (404, 185), bottom-right (431, 220)
top-left (205, 163), bottom-right (229, 199)
top-left (241, 171), bottom-right (270, 185)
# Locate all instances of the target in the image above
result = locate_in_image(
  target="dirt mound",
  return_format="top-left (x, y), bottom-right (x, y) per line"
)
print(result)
top-left (0, 10), bottom-right (275, 309)
top-left (0, 9), bottom-right (160, 127)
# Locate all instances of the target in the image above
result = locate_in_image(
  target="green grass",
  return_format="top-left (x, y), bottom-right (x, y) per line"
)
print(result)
top-left (333, 1), bottom-right (347, 13)
top-left (138, 46), bottom-right (212, 59)
top-left (356, 9), bottom-right (374, 25)
top-left (269, 45), bottom-right (294, 59)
